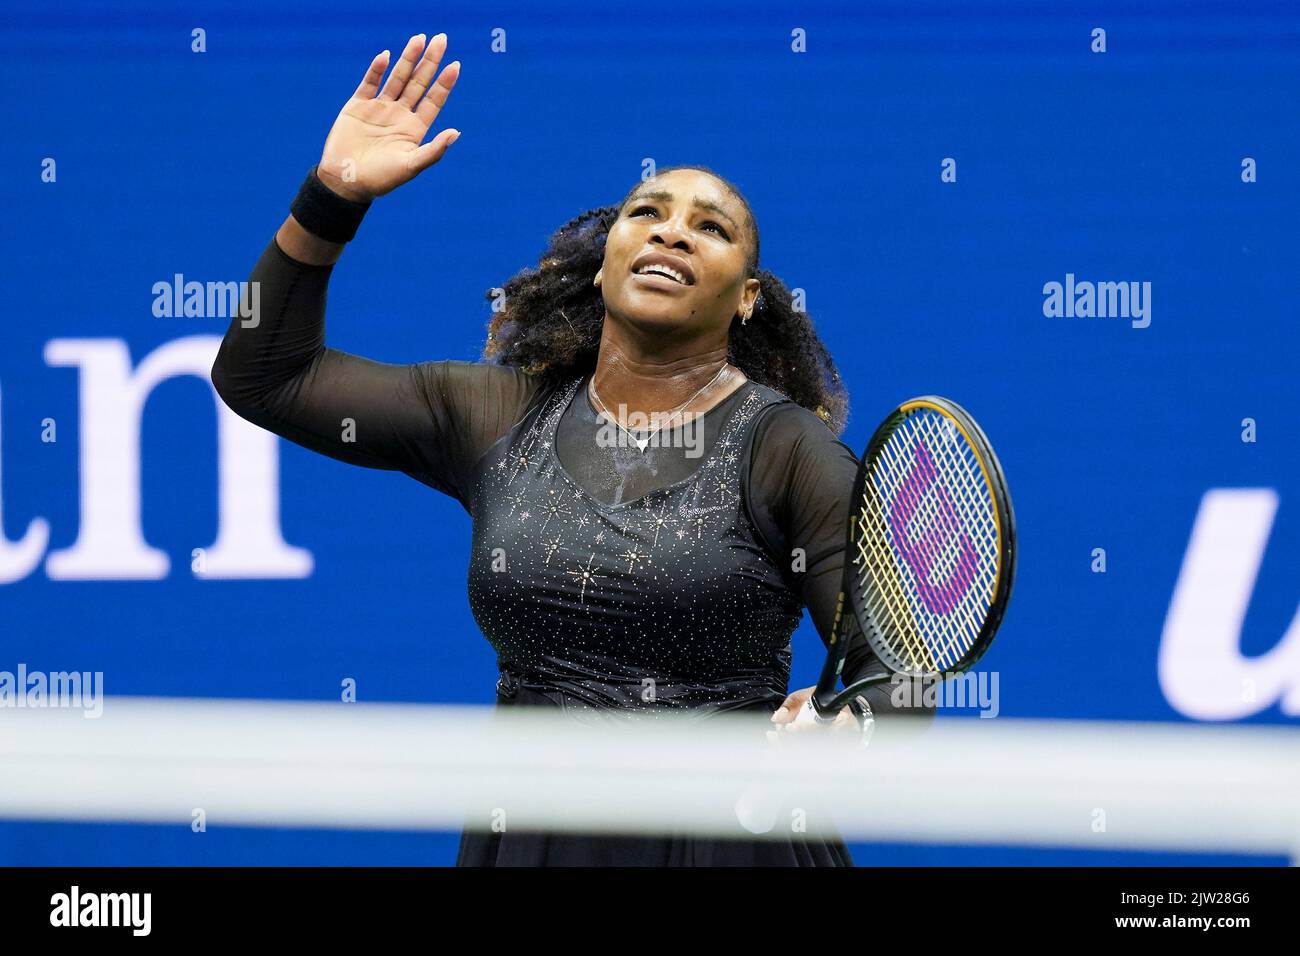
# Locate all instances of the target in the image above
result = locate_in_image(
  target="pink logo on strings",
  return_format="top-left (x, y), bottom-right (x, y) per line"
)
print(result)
top-left (886, 440), bottom-right (978, 615)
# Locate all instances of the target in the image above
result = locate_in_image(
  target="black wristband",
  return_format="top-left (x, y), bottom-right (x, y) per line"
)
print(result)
top-left (289, 165), bottom-right (373, 243)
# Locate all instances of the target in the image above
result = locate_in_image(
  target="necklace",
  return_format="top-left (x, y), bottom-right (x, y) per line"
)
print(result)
top-left (589, 364), bottom-right (731, 452)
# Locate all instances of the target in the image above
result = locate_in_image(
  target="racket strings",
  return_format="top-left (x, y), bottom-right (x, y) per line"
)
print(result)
top-left (891, 411), bottom-right (997, 665)
top-left (883, 412), bottom-right (996, 666)
top-left (855, 495), bottom-right (931, 669)
top-left (879, 427), bottom-right (996, 663)
top-left (853, 408), bottom-right (1000, 673)
top-left (858, 478), bottom-right (975, 673)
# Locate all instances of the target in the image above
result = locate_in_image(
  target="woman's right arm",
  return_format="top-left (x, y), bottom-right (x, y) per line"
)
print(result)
top-left (210, 228), bottom-right (535, 505)
top-left (211, 33), bottom-right (537, 507)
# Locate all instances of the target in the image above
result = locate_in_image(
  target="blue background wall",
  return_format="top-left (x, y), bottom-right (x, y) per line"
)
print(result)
top-left (1, 0), bottom-right (1296, 864)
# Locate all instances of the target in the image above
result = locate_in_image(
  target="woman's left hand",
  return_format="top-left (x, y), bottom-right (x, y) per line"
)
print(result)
top-left (767, 686), bottom-right (861, 747)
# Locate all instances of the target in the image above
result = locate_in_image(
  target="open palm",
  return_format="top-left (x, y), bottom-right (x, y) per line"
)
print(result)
top-left (317, 33), bottom-right (462, 202)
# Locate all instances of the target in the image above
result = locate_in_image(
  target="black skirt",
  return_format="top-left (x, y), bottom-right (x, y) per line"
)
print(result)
top-left (456, 827), bottom-right (855, 867)
top-left (455, 681), bottom-right (855, 867)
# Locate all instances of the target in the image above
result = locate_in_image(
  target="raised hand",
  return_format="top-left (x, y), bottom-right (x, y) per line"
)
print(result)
top-left (316, 33), bottom-right (462, 202)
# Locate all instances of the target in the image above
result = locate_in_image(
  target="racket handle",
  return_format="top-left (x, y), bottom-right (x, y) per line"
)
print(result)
top-left (794, 697), bottom-right (839, 728)
top-left (822, 672), bottom-right (896, 715)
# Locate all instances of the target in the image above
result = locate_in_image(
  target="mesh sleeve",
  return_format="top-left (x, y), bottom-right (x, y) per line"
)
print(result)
top-left (210, 236), bottom-right (540, 511)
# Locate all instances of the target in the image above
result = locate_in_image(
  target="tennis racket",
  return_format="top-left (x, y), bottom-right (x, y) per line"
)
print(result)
top-left (794, 394), bottom-right (1016, 728)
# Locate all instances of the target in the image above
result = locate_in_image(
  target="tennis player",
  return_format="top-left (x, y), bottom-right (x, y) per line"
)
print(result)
top-left (210, 32), bottom-right (933, 866)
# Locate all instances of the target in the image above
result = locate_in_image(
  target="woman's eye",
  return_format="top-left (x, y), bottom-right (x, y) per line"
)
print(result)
top-left (630, 206), bottom-right (728, 239)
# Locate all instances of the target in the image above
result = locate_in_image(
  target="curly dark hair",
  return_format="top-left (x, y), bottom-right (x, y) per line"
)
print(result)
top-left (480, 164), bottom-right (850, 434)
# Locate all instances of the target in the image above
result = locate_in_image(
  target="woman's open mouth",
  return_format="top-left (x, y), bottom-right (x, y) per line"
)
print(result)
top-left (631, 270), bottom-right (691, 291)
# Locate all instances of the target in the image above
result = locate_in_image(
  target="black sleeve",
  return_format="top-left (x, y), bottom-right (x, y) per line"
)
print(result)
top-left (745, 402), bottom-right (935, 724)
top-left (210, 236), bottom-right (541, 511)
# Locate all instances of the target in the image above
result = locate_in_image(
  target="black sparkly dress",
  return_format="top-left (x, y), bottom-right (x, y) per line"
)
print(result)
top-left (212, 237), bottom-right (933, 867)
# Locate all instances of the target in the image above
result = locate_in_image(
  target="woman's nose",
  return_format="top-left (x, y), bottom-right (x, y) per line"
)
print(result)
top-left (649, 221), bottom-right (692, 250)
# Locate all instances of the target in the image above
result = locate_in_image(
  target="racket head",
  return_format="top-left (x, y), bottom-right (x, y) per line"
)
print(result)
top-left (846, 395), bottom-right (1016, 678)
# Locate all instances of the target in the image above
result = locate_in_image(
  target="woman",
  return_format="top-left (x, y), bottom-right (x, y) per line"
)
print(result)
top-left (211, 32), bottom-right (933, 866)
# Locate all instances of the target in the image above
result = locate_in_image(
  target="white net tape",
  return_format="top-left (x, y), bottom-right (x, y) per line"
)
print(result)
top-left (2, 697), bottom-right (1298, 860)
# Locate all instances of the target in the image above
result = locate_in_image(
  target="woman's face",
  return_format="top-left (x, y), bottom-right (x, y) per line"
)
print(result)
top-left (598, 169), bottom-right (758, 339)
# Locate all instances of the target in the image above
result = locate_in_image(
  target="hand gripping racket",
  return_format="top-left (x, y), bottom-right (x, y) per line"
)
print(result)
top-left (794, 395), bottom-right (1017, 729)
